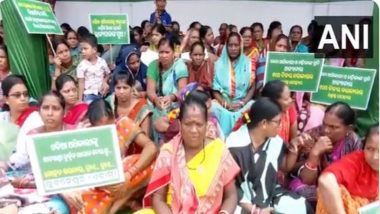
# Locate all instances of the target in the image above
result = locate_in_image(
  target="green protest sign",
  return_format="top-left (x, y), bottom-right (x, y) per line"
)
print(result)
top-left (264, 52), bottom-right (324, 92)
top-left (27, 125), bottom-right (124, 195)
top-left (311, 66), bottom-right (377, 110)
top-left (90, 14), bottom-right (130, 44)
top-left (13, 0), bottom-right (63, 35)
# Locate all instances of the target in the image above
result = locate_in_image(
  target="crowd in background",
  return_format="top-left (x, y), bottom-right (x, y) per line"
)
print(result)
top-left (0, 0), bottom-right (378, 213)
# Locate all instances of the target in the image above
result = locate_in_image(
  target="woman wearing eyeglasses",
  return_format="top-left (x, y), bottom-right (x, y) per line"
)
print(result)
top-left (227, 98), bottom-right (313, 214)
top-left (0, 74), bottom-right (43, 170)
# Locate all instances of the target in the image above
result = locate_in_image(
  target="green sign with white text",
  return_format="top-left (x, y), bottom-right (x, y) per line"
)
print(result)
top-left (264, 52), bottom-right (324, 92)
top-left (14, 0), bottom-right (63, 34)
top-left (90, 14), bottom-right (130, 44)
top-left (311, 66), bottom-right (377, 110)
top-left (27, 125), bottom-right (124, 195)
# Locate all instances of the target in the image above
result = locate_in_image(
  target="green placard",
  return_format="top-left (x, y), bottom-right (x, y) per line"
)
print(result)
top-left (311, 66), bottom-right (377, 110)
top-left (27, 125), bottom-right (124, 195)
top-left (90, 14), bottom-right (130, 44)
top-left (13, 0), bottom-right (63, 35)
top-left (264, 52), bottom-right (324, 92)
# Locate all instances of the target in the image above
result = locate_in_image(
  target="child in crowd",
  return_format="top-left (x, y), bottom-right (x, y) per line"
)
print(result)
top-left (77, 34), bottom-right (111, 103)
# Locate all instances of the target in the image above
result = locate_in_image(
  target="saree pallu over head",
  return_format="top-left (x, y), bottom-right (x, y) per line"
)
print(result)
top-left (143, 135), bottom-right (240, 213)
top-left (212, 46), bottom-right (254, 103)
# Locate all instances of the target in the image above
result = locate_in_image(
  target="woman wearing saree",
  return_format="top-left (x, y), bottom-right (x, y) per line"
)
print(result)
top-left (186, 41), bottom-right (215, 92)
top-left (1, 92), bottom-right (72, 213)
top-left (55, 74), bottom-right (88, 126)
top-left (240, 27), bottom-right (259, 77)
top-left (141, 91), bottom-right (240, 214)
top-left (154, 83), bottom-right (225, 143)
top-left (227, 97), bottom-right (313, 214)
top-left (51, 39), bottom-right (79, 91)
top-left (261, 80), bottom-right (297, 143)
top-left (212, 32), bottom-right (255, 137)
top-left (289, 25), bottom-right (309, 53)
top-left (107, 72), bottom-right (152, 138)
top-left (317, 124), bottom-right (378, 214)
top-left (146, 38), bottom-right (188, 143)
top-left (289, 102), bottom-right (362, 205)
top-left (0, 75), bottom-right (43, 171)
top-left (113, 45), bottom-right (148, 93)
top-left (65, 99), bottom-right (157, 214)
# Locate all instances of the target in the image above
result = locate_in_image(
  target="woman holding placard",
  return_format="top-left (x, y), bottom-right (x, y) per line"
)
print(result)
top-left (0, 75), bottom-right (43, 170)
top-left (2, 92), bottom-right (72, 214)
top-left (66, 99), bottom-right (157, 214)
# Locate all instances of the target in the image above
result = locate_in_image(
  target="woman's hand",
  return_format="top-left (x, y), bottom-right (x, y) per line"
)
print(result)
top-left (161, 96), bottom-right (172, 109)
top-left (311, 136), bottom-right (333, 156)
top-left (61, 191), bottom-right (84, 211)
top-left (53, 56), bottom-right (62, 69)
top-left (229, 103), bottom-right (242, 111)
top-left (153, 116), bottom-right (170, 133)
top-left (10, 176), bottom-right (35, 188)
top-left (100, 81), bottom-right (109, 96)
top-left (289, 133), bottom-right (313, 153)
top-left (102, 173), bottom-right (131, 199)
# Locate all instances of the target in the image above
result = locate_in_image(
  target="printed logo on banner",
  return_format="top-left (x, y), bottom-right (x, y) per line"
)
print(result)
top-left (314, 16), bottom-right (373, 59)
top-left (27, 125), bottom-right (125, 195)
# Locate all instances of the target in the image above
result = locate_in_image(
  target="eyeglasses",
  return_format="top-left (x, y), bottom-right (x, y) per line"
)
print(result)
top-left (9, 91), bottom-right (29, 99)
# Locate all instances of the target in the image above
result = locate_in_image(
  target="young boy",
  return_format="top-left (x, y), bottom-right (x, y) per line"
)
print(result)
top-left (77, 34), bottom-right (111, 103)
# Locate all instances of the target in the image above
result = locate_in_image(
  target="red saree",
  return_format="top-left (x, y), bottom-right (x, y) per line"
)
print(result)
top-left (63, 103), bottom-right (88, 125)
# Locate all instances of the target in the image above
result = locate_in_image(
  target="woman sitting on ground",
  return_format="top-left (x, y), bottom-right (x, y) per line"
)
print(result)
top-left (227, 97), bottom-right (313, 214)
top-left (64, 99), bottom-right (157, 214)
top-left (141, 92), bottom-right (240, 214)
top-left (289, 102), bottom-right (362, 205)
top-left (317, 124), bottom-right (379, 214)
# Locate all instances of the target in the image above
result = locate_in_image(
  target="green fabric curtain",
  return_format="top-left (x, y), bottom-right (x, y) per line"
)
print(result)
top-left (356, 3), bottom-right (379, 137)
top-left (1, 0), bottom-right (50, 99)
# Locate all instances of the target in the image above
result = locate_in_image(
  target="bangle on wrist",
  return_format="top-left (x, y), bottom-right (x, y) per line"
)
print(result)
top-left (305, 161), bottom-right (318, 171)
top-left (219, 210), bottom-right (229, 214)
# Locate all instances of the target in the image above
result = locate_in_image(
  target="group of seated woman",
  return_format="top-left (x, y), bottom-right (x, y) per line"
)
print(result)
top-left (0, 21), bottom-right (378, 214)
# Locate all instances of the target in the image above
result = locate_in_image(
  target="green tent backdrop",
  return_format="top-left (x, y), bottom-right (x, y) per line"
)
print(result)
top-left (1, 0), bottom-right (50, 99)
top-left (356, 3), bottom-right (379, 137)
